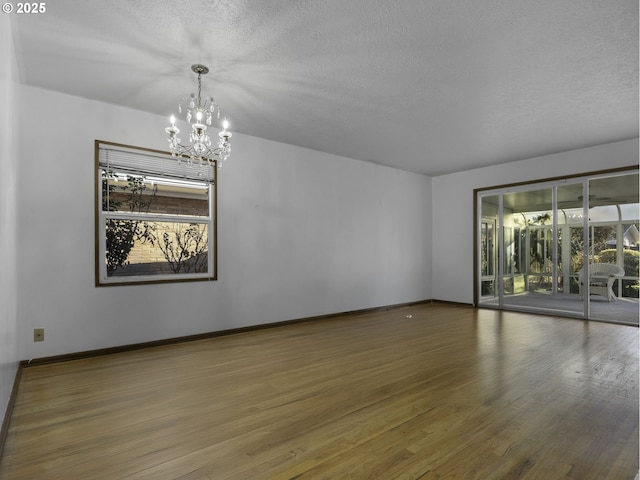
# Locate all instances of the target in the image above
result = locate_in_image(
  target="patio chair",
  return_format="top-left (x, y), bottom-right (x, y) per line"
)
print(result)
top-left (577, 263), bottom-right (625, 302)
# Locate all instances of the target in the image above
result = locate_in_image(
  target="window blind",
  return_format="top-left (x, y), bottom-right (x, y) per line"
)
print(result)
top-left (98, 143), bottom-right (215, 183)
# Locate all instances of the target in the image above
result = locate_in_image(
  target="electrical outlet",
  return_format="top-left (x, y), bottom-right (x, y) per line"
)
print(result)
top-left (34, 328), bottom-right (44, 342)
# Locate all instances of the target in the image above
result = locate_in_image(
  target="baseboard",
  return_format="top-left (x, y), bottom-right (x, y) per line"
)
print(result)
top-left (0, 362), bottom-right (23, 465)
top-left (22, 299), bottom-right (439, 368)
top-left (430, 299), bottom-right (474, 308)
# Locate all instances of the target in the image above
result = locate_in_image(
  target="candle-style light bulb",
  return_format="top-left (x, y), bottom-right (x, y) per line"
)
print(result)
top-left (170, 115), bottom-right (176, 126)
top-left (196, 111), bottom-right (203, 122)
top-left (223, 119), bottom-right (229, 130)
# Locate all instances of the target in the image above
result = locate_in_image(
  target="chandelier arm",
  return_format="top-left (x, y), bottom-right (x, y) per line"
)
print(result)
top-left (172, 141), bottom-right (228, 161)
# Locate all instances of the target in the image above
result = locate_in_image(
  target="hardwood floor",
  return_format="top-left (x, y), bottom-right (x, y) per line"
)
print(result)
top-left (1, 303), bottom-right (637, 479)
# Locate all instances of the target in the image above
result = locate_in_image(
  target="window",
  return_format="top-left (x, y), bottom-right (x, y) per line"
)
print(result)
top-left (95, 141), bottom-right (217, 285)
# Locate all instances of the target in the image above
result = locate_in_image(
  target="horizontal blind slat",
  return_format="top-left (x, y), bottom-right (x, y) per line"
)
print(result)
top-left (98, 143), bottom-right (214, 182)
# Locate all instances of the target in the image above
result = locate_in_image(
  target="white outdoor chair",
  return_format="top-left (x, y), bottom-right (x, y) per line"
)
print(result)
top-left (577, 263), bottom-right (625, 302)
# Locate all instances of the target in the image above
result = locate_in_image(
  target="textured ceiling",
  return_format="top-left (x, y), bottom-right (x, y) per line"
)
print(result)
top-left (9, 0), bottom-right (639, 175)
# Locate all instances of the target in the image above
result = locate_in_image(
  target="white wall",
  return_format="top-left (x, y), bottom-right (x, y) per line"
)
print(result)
top-left (0, 16), bottom-right (20, 421)
top-left (18, 78), bottom-right (635, 362)
top-left (18, 86), bottom-right (432, 359)
top-left (431, 139), bottom-right (639, 304)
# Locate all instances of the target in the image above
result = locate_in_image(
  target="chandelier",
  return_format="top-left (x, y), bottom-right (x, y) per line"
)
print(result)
top-left (165, 64), bottom-right (232, 168)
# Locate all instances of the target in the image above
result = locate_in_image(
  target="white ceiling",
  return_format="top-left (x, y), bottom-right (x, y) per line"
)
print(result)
top-left (9, 0), bottom-right (639, 176)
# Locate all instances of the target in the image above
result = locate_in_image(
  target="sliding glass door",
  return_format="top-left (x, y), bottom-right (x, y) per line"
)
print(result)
top-left (476, 170), bottom-right (639, 325)
top-left (586, 174), bottom-right (639, 324)
top-left (478, 183), bottom-right (585, 316)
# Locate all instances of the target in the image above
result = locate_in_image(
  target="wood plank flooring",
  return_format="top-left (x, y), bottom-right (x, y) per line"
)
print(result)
top-left (0, 303), bottom-right (638, 479)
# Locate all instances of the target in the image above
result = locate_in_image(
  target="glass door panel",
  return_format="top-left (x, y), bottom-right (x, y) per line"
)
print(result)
top-left (476, 182), bottom-right (585, 317)
top-left (555, 183), bottom-right (586, 316)
top-left (502, 187), bottom-right (557, 312)
top-left (587, 174), bottom-right (639, 324)
top-left (478, 195), bottom-right (499, 306)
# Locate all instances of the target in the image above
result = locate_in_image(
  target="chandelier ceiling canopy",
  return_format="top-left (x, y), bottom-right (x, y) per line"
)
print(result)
top-left (165, 64), bottom-right (232, 169)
